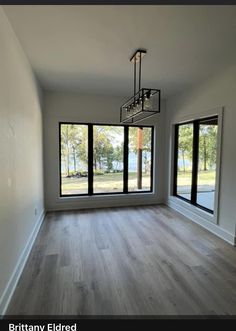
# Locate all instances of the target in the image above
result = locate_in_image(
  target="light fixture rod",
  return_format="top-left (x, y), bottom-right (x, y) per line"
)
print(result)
top-left (134, 56), bottom-right (136, 97)
top-left (130, 49), bottom-right (146, 99)
top-left (139, 50), bottom-right (142, 92)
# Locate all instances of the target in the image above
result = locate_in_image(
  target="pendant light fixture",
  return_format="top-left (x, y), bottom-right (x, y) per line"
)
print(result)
top-left (120, 49), bottom-right (161, 124)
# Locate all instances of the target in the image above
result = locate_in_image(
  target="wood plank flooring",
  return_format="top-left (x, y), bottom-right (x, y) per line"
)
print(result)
top-left (6, 205), bottom-right (236, 316)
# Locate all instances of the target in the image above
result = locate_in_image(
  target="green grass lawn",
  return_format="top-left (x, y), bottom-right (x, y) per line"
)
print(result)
top-left (61, 172), bottom-right (151, 195)
top-left (177, 170), bottom-right (216, 187)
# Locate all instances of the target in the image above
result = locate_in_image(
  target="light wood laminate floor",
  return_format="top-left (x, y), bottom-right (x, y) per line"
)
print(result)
top-left (6, 205), bottom-right (236, 316)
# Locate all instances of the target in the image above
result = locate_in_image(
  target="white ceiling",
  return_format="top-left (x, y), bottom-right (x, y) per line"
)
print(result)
top-left (3, 5), bottom-right (236, 98)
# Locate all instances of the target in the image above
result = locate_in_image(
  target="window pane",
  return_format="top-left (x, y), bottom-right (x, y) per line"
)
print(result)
top-left (197, 118), bottom-right (218, 211)
top-left (128, 127), bottom-right (152, 192)
top-left (93, 126), bottom-right (124, 193)
top-left (176, 123), bottom-right (193, 200)
top-left (60, 124), bottom-right (88, 195)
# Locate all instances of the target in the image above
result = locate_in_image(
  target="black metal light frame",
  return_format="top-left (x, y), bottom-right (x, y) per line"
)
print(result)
top-left (120, 49), bottom-right (161, 124)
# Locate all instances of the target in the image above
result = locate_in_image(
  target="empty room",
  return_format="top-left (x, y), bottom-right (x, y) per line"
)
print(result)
top-left (0, 4), bottom-right (236, 321)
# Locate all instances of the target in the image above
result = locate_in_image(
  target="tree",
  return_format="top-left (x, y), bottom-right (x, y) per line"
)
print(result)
top-left (61, 125), bottom-right (71, 176)
top-left (113, 145), bottom-right (123, 170)
top-left (129, 127), bottom-right (152, 189)
top-left (199, 124), bottom-right (217, 171)
top-left (93, 126), bottom-right (115, 171)
top-left (61, 124), bottom-right (88, 176)
top-left (74, 126), bottom-right (88, 170)
top-left (69, 125), bottom-right (82, 172)
top-left (178, 125), bottom-right (193, 172)
top-left (60, 125), bottom-right (125, 177)
top-left (129, 127), bottom-right (152, 174)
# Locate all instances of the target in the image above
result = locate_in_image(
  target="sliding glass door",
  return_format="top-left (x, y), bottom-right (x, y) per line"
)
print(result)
top-left (174, 116), bottom-right (218, 214)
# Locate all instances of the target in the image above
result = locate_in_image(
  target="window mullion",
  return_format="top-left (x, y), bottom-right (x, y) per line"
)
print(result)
top-left (88, 124), bottom-right (93, 195)
top-left (191, 120), bottom-right (199, 205)
top-left (150, 127), bottom-right (154, 192)
top-left (173, 124), bottom-right (179, 196)
top-left (124, 125), bottom-right (128, 193)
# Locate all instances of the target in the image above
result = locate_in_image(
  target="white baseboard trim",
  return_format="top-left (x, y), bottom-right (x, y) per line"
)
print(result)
top-left (0, 209), bottom-right (46, 317)
top-left (167, 199), bottom-right (235, 246)
top-left (47, 196), bottom-right (162, 212)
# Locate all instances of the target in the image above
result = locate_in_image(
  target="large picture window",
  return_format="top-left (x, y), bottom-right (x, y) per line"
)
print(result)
top-left (173, 116), bottom-right (218, 214)
top-left (59, 123), bottom-right (154, 196)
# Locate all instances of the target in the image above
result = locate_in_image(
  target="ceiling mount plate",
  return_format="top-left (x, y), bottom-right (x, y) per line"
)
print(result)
top-left (130, 49), bottom-right (147, 63)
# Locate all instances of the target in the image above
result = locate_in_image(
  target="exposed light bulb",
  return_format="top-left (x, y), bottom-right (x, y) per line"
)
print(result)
top-left (129, 103), bottom-right (134, 115)
top-left (135, 100), bottom-right (141, 113)
top-left (131, 103), bottom-right (136, 114)
top-left (144, 97), bottom-right (152, 110)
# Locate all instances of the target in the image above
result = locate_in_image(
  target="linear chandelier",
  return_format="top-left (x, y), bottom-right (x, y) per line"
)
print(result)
top-left (120, 49), bottom-right (161, 124)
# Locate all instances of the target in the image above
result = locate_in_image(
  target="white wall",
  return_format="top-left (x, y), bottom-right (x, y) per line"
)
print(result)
top-left (0, 8), bottom-right (44, 314)
top-left (43, 91), bottom-right (166, 211)
top-left (165, 64), bottom-right (236, 244)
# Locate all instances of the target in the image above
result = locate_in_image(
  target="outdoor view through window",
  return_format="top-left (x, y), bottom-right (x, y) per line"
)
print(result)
top-left (176, 123), bottom-right (193, 201)
top-left (60, 124), bottom-right (153, 196)
top-left (128, 127), bottom-right (152, 192)
top-left (197, 118), bottom-right (218, 210)
top-left (93, 125), bottom-right (124, 193)
top-left (175, 116), bottom-right (218, 212)
top-left (60, 124), bottom-right (88, 195)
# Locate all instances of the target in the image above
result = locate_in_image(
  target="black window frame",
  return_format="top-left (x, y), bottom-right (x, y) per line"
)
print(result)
top-left (59, 122), bottom-right (154, 197)
top-left (173, 116), bottom-right (218, 214)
